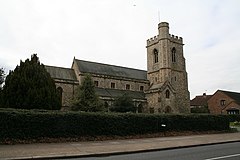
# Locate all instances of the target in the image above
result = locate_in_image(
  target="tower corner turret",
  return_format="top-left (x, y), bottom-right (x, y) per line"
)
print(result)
top-left (158, 22), bottom-right (169, 39)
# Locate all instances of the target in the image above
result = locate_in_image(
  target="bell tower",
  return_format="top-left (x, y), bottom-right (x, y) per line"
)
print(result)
top-left (145, 22), bottom-right (190, 113)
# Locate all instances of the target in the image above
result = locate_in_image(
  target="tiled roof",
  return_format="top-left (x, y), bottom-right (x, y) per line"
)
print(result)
top-left (95, 88), bottom-right (146, 100)
top-left (45, 65), bottom-right (77, 81)
top-left (190, 94), bottom-right (212, 106)
top-left (219, 90), bottom-right (240, 105)
top-left (74, 59), bottom-right (147, 80)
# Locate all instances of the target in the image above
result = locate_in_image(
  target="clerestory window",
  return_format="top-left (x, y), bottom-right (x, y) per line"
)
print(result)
top-left (111, 82), bottom-right (115, 89)
top-left (126, 84), bottom-right (130, 90)
top-left (94, 81), bottom-right (99, 87)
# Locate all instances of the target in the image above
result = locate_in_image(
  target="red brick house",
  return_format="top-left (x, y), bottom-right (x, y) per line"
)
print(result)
top-left (208, 90), bottom-right (240, 115)
top-left (190, 93), bottom-right (212, 113)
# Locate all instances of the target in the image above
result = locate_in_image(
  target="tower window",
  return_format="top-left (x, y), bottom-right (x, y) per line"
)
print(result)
top-left (171, 47), bottom-right (176, 63)
top-left (126, 84), bottom-right (130, 90)
top-left (153, 49), bottom-right (158, 63)
top-left (111, 82), bottom-right (115, 89)
top-left (166, 89), bottom-right (170, 99)
top-left (140, 86), bottom-right (144, 91)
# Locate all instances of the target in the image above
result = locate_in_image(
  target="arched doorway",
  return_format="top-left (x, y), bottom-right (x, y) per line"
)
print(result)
top-left (165, 106), bottom-right (172, 113)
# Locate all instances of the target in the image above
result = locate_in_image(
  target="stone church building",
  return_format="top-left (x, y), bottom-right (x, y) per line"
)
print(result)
top-left (45, 22), bottom-right (190, 113)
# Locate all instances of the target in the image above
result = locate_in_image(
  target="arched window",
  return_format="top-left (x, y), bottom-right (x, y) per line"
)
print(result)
top-left (104, 101), bottom-right (109, 112)
top-left (165, 89), bottom-right (170, 99)
top-left (171, 47), bottom-right (176, 63)
top-left (153, 49), bottom-right (158, 63)
top-left (57, 87), bottom-right (63, 105)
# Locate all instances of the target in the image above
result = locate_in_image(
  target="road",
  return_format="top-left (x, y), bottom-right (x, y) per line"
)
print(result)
top-left (64, 142), bottom-right (240, 160)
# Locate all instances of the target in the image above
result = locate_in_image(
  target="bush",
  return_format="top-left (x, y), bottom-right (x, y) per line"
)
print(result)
top-left (191, 106), bottom-right (209, 113)
top-left (225, 114), bottom-right (240, 122)
top-left (0, 108), bottom-right (231, 141)
top-left (110, 94), bottom-right (136, 113)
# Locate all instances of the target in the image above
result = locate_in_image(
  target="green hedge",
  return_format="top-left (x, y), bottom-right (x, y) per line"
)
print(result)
top-left (0, 108), bottom-right (231, 140)
top-left (225, 114), bottom-right (240, 122)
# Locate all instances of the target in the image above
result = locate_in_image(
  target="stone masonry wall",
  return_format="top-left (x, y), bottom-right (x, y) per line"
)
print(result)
top-left (146, 89), bottom-right (177, 113)
top-left (79, 73), bottom-right (149, 92)
top-left (55, 80), bottom-right (78, 108)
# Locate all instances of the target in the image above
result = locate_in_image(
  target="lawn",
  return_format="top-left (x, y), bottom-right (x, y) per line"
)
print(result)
top-left (230, 121), bottom-right (240, 132)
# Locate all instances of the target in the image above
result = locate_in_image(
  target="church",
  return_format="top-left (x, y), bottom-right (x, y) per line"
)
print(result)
top-left (45, 22), bottom-right (190, 113)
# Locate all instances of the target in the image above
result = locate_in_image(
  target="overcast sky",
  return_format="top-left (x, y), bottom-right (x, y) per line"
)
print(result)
top-left (0, 0), bottom-right (240, 98)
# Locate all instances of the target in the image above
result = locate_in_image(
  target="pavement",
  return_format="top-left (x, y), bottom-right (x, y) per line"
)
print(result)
top-left (1, 132), bottom-right (240, 160)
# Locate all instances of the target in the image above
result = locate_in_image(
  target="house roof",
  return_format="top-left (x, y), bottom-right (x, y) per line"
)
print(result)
top-left (95, 88), bottom-right (146, 100)
top-left (45, 65), bottom-right (77, 81)
top-left (74, 59), bottom-right (147, 80)
top-left (219, 90), bottom-right (240, 105)
top-left (190, 93), bottom-right (212, 106)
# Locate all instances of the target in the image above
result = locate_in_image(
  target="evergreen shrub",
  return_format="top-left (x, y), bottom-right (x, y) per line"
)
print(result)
top-left (1, 54), bottom-right (61, 110)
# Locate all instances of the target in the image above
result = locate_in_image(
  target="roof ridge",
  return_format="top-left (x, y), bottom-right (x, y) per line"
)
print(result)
top-left (218, 90), bottom-right (240, 104)
top-left (74, 58), bottom-right (147, 72)
top-left (219, 90), bottom-right (240, 94)
top-left (45, 65), bottom-right (73, 70)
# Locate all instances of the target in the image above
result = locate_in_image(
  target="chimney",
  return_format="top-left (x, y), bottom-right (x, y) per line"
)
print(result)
top-left (203, 93), bottom-right (206, 98)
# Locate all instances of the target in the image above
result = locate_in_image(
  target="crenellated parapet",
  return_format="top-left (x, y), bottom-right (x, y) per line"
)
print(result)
top-left (147, 35), bottom-right (159, 46)
top-left (147, 34), bottom-right (183, 46)
top-left (169, 34), bottom-right (183, 44)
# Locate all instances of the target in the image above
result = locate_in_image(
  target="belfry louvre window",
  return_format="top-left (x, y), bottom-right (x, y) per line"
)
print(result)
top-left (172, 47), bottom-right (176, 63)
top-left (111, 82), bottom-right (115, 89)
top-left (153, 49), bottom-right (158, 63)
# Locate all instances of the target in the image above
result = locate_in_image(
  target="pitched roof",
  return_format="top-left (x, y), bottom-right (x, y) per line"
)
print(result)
top-left (95, 88), bottom-right (146, 100)
top-left (190, 94), bottom-right (212, 106)
top-left (74, 59), bottom-right (147, 80)
top-left (45, 65), bottom-right (77, 81)
top-left (219, 90), bottom-right (240, 105)
top-left (148, 81), bottom-right (176, 93)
